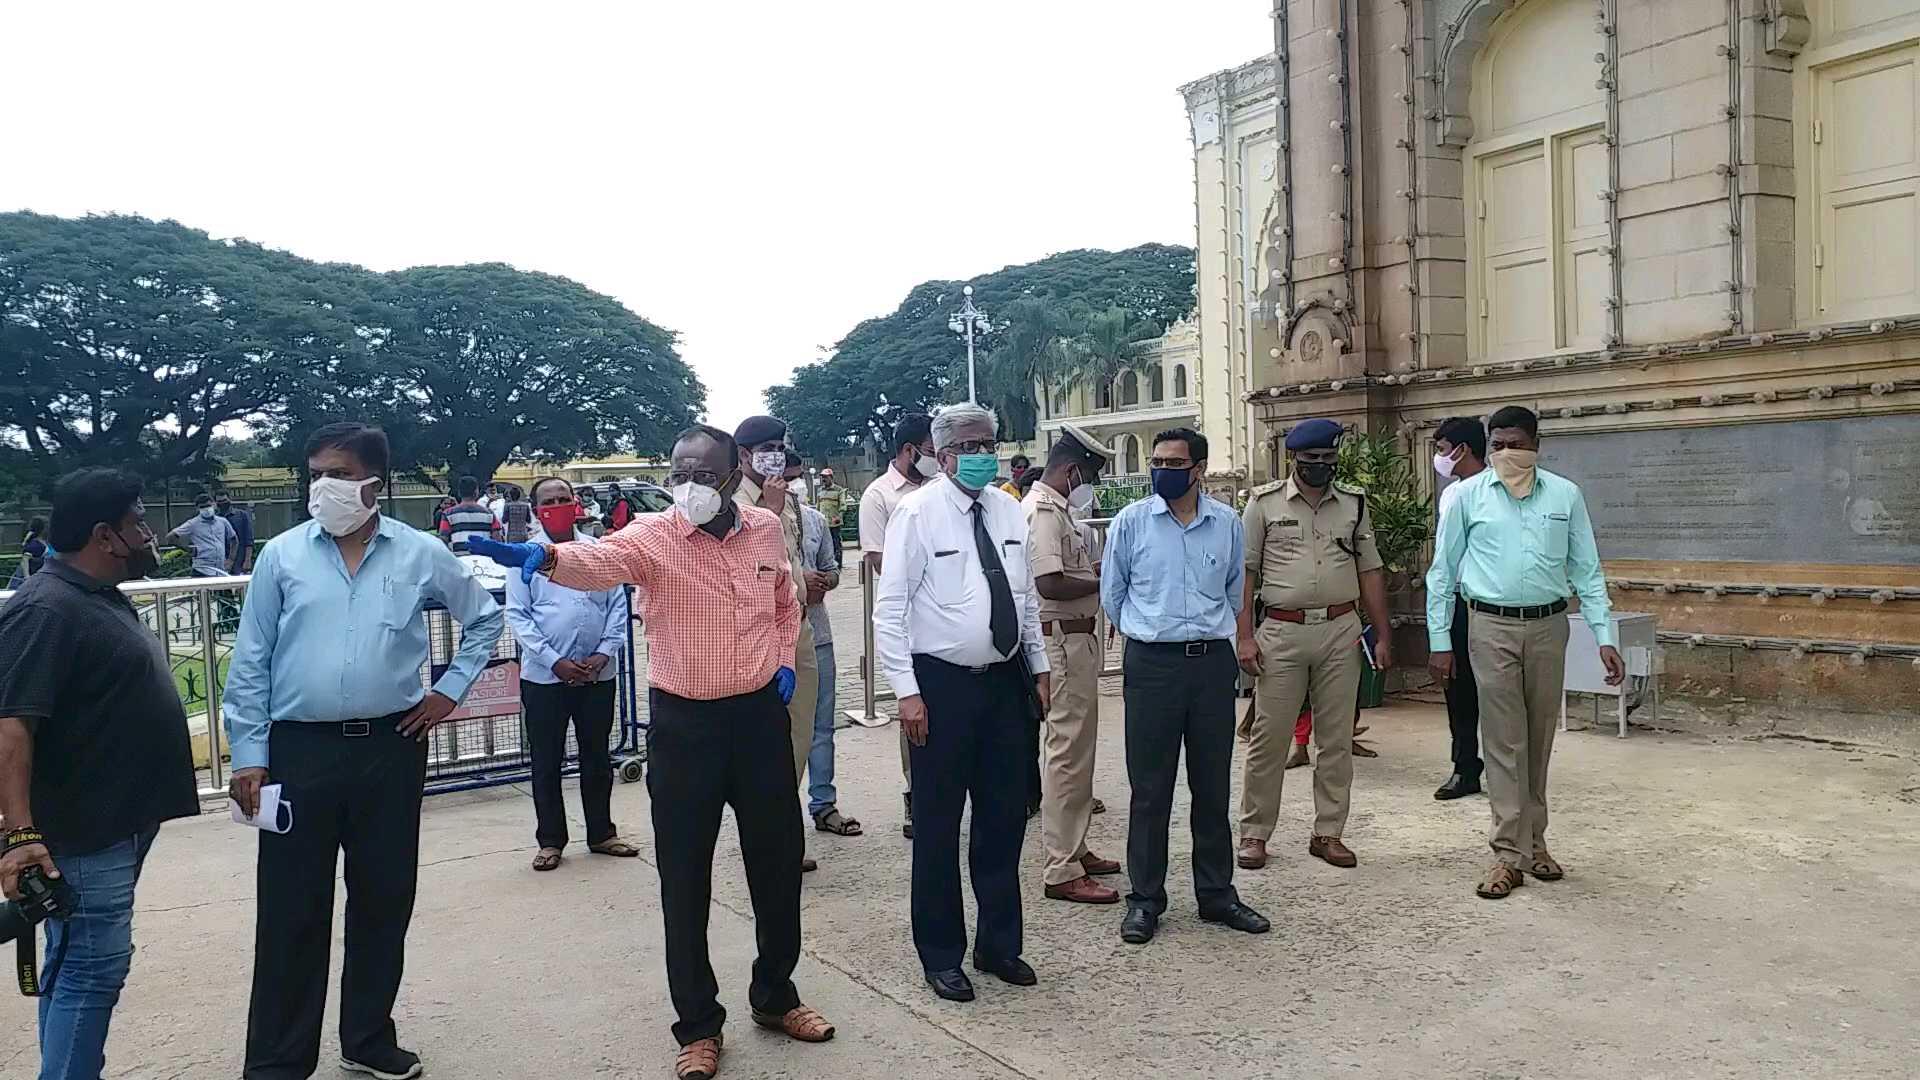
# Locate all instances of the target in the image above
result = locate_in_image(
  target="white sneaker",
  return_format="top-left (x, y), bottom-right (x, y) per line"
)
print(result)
top-left (339, 1053), bottom-right (423, 1080)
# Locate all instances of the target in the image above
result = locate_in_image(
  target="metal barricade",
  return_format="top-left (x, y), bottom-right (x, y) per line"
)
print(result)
top-left (0, 572), bottom-right (645, 801)
top-left (848, 516), bottom-right (1121, 723)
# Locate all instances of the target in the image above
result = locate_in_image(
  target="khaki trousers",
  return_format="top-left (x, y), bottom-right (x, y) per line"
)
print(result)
top-left (1040, 629), bottom-right (1103, 885)
top-left (1466, 611), bottom-right (1568, 866)
top-left (789, 621), bottom-right (818, 787)
top-left (1239, 612), bottom-right (1363, 840)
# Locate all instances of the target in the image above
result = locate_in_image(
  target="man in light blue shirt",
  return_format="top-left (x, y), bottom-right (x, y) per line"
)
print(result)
top-left (223, 422), bottom-right (501, 1080)
top-left (507, 476), bottom-right (634, 872)
top-left (792, 462), bottom-right (858, 837)
top-left (1100, 427), bottom-right (1268, 947)
top-left (1425, 405), bottom-right (1622, 901)
top-left (166, 493), bottom-right (237, 576)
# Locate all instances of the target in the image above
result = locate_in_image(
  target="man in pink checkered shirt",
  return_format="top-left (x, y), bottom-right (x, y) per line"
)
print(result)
top-left (473, 424), bottom-right (836, 1080)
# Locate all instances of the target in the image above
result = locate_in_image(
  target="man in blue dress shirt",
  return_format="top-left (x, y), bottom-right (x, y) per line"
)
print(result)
top-left (224, 422), bottom-right (502, 1080)
top-left (508, 476), bottom-right (635, 872)
top-left (1101, 427), bottom-right (1269, 947)
top-left (1426, 405), bottom-right (1622, 901)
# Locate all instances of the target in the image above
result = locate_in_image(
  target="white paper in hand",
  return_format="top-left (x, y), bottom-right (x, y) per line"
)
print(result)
top-left (229, 783), bottom-right (294, 834)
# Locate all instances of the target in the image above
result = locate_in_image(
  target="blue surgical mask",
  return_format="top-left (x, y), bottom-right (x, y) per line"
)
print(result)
top-left (954, 453), bottom-right (999, 491)
top-left (1151, 467), bottom-right (1195, 502)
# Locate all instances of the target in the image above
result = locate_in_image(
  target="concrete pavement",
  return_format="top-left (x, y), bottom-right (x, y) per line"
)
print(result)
top-left (4, 696), bottom-right (1918, 1079)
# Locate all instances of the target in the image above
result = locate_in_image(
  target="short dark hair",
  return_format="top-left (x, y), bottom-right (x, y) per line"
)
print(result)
top-left (456, 475), bottom-right (482, 500)
top-left (785, 450), bottom-right (803, 469)
top-left (1010, 454), bottom-right (1030, 471)
top-left (1434, 416), bottom-right (1488, 461)
top-left (27, 515), bottom-right (47, 535)
top-left (675, 424), bottom-right (738, 465)
top-left (892, 413), bottom-right (933, 454)
top-left (47, 467), bottom-right (145, 554)
top-left (194, 492), bottom-right (214, 508)
top-left (304, 422), bottom-right (390, 477)
top-left (529, 476), bottom-right (571, 503)
top-left (1486, 406), bottom-right (1540, 440)
top-left (1154, 427), bottom-right (1208, 464)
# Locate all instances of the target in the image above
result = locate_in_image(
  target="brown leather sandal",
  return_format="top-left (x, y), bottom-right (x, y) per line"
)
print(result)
top-left (589, 837), bottom-right (640, 858)
top-left (752, 1004), bottom-right (836, 1043)
top-left (1528, 850), bottom-right (1566, 881)
top-left (1477, 863), bottom-right (1527, 900)
top-left (531, 848), bottom-right (562, 872)
top-left (674, 1035), bottom-right (722, 1080)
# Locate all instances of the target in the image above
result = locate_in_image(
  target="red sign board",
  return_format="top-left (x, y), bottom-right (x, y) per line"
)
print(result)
top-left (446, 659), bottom-right (522, 722)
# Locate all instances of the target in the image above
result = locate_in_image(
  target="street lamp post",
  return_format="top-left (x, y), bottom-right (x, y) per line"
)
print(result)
top-left (948, 284), bottom-right (988, 403)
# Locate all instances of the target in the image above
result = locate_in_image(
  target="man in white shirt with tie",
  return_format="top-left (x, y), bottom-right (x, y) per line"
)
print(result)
top-left (873, 403), bottom-right (1051, 1004)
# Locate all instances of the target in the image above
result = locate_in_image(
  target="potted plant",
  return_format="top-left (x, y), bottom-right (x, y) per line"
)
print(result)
top-left (1334, 432), bottom-right (1433, 702)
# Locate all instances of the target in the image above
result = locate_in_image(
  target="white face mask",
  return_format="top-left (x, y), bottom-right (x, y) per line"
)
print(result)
top-left (751, 450), bottom-right (787, 480)
top-left (198, 507), bottom-right (216, 521)
top-left (1068, 481), bottom-right (1096, 513)
top-left (673, 482), bottom-right (724, 526)
top-left (309, 477), bottom-right (379, 537)
top-left (912, 451), bottom-right (941, 480)
top-left (1433, 448), bottom-right (1461, 480)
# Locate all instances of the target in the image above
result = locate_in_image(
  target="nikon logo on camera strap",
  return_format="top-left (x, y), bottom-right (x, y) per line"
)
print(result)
top-left (5, 827), bottom-right (68, 997)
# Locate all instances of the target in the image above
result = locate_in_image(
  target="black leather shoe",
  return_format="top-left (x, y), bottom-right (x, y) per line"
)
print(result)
top-left (924, 968), bottom-right (975, 1002)
top-left (1120, 907), bottom-right (1158, 945)
top-left (972, 955), bottom-right (1037, 986)
top-left (1434, 774), bottom-right (1483, 801)
top-left (902, 793), bottom-right (914, 840)
top-left (1200, 902), bottom-right (1271, 935)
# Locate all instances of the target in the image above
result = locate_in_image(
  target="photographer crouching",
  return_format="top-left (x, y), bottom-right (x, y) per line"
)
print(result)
top-left (0, 468), bottom-right (200, 1080)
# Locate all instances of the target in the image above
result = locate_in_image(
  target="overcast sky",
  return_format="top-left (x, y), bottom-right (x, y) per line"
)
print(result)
top-left (2, 1), bottom-right (1268, 433)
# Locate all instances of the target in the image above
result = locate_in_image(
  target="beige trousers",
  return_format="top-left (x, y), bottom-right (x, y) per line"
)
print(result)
top-left (1040, 630), bottom-right (1103, 885)
top-left (789, 621), bottom-right (818, 787)
top-left (1467, 611), bottom-right (1569, 866)
top-left (1239, 612), bottom-right (1363, 840)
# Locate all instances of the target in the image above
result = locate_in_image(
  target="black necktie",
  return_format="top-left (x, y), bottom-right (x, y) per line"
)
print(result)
top-left (971, 502), bottom-right (1019, 658)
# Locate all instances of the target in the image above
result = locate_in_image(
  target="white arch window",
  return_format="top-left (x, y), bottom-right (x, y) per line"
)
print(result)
top-left (1118, 371), bottom-right (1140, 407)
top-left (1173, 364), bottom-right (1189, 399)
top-left (1115, 434), bottom-right (1142, 475)
top-left (1147, 364), bottom-right (1165, 403)
top-left (1465, 0), bottom-right (1608, 360)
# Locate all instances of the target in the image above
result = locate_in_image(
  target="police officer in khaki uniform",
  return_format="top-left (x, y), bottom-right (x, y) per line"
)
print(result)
top-left (1023, 425), bottom-right (1124, 905)
top-left (736, 415), bottom-right (824, 874)
top-left (1234, 419), bottom-right (1392, 870)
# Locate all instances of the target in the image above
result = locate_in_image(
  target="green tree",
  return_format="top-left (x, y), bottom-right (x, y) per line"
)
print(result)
top-left (0, 212), bottom-right (366, 484)
top-left (766, 244), bottom-right (1194, 454)
top-left (377, 264), bottom-right (704, 482)
top-left (1056, 306), bottom-right (1161, 409)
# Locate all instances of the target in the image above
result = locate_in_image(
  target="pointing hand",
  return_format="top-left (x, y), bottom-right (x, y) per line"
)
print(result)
top-left (468, 538), bottom-right (547, 583)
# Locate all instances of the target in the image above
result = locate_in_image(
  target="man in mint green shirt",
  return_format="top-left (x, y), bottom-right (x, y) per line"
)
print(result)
top-left (1425, 405), bottom-right (1622, 901)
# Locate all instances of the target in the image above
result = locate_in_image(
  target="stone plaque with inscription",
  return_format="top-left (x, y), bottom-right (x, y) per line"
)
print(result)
top-left (1542, 417), bottom-right (1920, 565)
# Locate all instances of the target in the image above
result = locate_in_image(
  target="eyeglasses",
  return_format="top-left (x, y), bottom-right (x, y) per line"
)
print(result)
top-left (948, 439), bottom-right (998, 455)
top-left (1148, 457), bottom-right (1194, 470)
top-left (667, 470), bottom-right (726, 488)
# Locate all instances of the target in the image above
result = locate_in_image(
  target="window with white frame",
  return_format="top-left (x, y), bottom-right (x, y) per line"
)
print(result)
top-left (1465, 0), bottom-right (1606, 361)
top-left (1804, 40), bottom-right (1920, 322)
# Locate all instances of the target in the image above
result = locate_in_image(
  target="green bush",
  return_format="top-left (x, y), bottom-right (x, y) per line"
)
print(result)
top-left (1335, 433), bottom-right (1432, 574)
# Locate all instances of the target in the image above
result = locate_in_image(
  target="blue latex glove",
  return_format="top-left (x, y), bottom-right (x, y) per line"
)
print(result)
top-left (774, 666), bottom-right (796, 705)
top-left (467, 537), bottom-right (546, 584)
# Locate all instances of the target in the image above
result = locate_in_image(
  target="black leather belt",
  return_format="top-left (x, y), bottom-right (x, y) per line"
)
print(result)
top-left (1130, 639), bottom-right (1224, 657)
top-left (1042, 618), bottom-right (1098, 636)
top-left (1468, 599), bottom-right (1569, 620)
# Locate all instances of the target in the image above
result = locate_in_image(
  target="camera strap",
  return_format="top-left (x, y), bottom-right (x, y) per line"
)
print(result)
top-left (6, 828), bottom-right (65, 997)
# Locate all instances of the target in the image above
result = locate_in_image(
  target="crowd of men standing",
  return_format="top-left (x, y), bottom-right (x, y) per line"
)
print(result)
top-left (0, 400), bottom-right (1624, 1080)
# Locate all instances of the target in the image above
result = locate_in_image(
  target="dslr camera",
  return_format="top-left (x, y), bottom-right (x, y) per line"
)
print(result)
top-left (1, 866), bottom-right (75, 944)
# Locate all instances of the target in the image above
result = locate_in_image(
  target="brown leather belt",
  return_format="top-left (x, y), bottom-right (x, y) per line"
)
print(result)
top-left (1264, 602), bottom-right (1356, 625)
top-left (1042, 618), bottom-right (1098, 636)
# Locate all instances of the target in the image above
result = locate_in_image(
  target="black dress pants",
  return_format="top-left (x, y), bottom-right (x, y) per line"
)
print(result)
top-left (244, 717), bottom-right (427, 1079)
top-left (1122, 640), bottom-right (1241, 917)
top-left (1445, 595), bottom-right (1484, 781)
top-left (906, 655), bottom-right (1029, 973)
top-left (646, 681), bottom-right (803, 1046)
top-left (523, 678), bottom-right (617, 850)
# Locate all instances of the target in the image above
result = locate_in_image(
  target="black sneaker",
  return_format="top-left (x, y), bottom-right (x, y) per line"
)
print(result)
top-left (340, 1048), bottom-right (423, 1080)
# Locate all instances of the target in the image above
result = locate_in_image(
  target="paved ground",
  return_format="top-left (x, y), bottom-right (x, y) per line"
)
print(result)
top-left (5, 687), bottom-right (1918, 1079)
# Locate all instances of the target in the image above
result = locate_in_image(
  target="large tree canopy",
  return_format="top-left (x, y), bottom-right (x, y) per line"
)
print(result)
top-left (0, 212), bottom-right (703, 491)
top-left (768, 243), bottom-right (1194, 458)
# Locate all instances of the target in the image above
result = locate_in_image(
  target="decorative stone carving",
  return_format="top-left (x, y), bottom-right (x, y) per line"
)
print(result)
top-left (1432, 0), bottom-right (1516, 148)
top-left (1763, 0), bottom-right (1809, 58)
